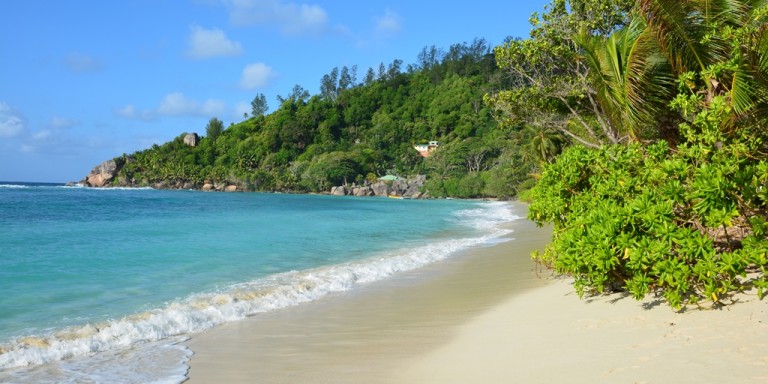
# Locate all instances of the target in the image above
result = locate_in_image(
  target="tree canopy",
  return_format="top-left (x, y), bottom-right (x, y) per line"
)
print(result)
top-left (109, 38), bottom-right (536, 198)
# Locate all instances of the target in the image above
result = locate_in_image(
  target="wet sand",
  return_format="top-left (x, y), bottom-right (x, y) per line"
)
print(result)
top-left (185, 212), bottom-right (550, 383)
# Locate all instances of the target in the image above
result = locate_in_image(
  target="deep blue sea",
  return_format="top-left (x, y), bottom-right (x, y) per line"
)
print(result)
top-left (0, 182), bottom-right (521, 383)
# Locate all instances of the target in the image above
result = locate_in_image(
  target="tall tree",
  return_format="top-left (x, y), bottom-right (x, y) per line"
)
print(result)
top-left (364, 67), bottom-right (376, 85)
top-left (486, 0), bottom-right (635, 148)
top-left (378, 62), bottom-right (387, 80)
top-left (320, 67), bottom-right (339, 101)
top-left (205, 117), bottom-right (224, 141)
top-left (575, 16), bottom-right (676, 141)
top-left (339, 65), bottom-right (356, 91)
top-left (251, 93), bottom-right (269, 117)
top-left (418, 45), bottom-right (445, 70)
top-left (278, 84), bottom-right (311, 105)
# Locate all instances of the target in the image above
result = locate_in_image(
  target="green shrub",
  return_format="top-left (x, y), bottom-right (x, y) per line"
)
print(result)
top-left (529, 121), bottom-right (768, 308)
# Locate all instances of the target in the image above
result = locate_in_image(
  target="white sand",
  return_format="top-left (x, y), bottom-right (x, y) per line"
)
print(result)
top-left (398, 278), bottom-right (768, 384)
top-left (186, 210), bottom-right (768, 383)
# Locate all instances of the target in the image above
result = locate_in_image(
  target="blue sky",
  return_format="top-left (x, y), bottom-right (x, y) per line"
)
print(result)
top-left (0, 0), bottom-right (548, 183)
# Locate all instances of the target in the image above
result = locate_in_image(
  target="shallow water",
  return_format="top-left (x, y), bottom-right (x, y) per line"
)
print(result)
top-left (0, 182), bottom-right (520, 383)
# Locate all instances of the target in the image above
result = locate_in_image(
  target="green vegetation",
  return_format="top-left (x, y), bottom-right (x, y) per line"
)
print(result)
top-left (107, 0), bottom-right (768, 308)
top-left (496, 0), bottom-right (768, 308)
top-left (113, 39), bottom-right (537, 198)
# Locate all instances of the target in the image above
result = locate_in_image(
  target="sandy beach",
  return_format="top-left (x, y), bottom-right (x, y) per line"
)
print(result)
top-left (185, 211), bottom-right (768, 383)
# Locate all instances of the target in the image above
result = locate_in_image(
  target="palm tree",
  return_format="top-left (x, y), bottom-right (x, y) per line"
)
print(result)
top-left (647, 0), bottom-right (768, 130)
top-left (576, 16), bottom-right (676, 142)
top-left (576, 0), bottom-right (768, 141)
top-left (521, 124), bottom-right (567, 164)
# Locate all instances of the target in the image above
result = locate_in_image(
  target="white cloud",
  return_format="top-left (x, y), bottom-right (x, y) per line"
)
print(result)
top-left (239, 62), bottom-right (275, 89)
top-left (375, 9), bottom-right (403, 36)
top-left (49, 115), bottom-right (78, 129)
top-left (158, 92), bottom-right (227, 117)
top-left (0, 102), bottom-right (25, 138)
top-left (158, 93), bottom-right (199, 116)
top-left (115, 104), bottom-right (138, 118)
top-left (32, 130), bottom-right (51, 140)
top-left (116, 93), bottom-right (231, 121)
top-left (224, 0), bottom-right (329, 36)
top-left (64, 52), bottom-right (104, 73)
top-left (186, 25), bottom-right (243, 59)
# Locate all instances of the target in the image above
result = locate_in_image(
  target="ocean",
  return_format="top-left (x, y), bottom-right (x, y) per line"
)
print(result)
top-left (0, 182), bottom-right (521, 383)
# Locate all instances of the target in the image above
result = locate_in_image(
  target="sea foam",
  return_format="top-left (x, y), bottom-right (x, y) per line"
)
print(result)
top-left (0, 201), bottom-right (519, 382)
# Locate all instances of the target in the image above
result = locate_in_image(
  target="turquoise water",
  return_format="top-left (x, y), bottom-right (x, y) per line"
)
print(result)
top-left (0, 182), bottom-right (520, 383)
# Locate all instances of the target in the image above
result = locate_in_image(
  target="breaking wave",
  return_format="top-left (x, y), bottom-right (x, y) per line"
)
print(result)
top-left (0, 201), bottom-right (520, 382)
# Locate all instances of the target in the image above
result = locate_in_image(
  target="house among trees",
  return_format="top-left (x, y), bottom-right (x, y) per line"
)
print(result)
top-left (413, 141), bottom-right (440, 157)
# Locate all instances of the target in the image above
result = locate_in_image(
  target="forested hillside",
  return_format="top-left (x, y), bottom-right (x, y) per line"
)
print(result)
top-left (107, 39), bottom-right (539, 198)
top-left (91, 0), bottom-right (768, 308)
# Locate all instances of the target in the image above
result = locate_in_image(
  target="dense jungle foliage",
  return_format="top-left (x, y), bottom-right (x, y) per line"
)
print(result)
top-left (497, 0), bottom-right (768, 308)
top-left (112, 39), bottom-right (538, 198)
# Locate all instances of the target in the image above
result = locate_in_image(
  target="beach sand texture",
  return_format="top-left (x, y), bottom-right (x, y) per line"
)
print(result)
top-left (186, 213), bottom-right (768, 383)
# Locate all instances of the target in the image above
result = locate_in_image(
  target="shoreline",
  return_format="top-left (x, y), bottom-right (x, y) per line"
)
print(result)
top-left (184, 208), bottom-right (551, 383)
top-left (184, 209), bottom-right (768, 383)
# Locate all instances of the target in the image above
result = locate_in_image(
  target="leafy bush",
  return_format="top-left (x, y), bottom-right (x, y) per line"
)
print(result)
top-left (529, 113), bottom-right (768, 308)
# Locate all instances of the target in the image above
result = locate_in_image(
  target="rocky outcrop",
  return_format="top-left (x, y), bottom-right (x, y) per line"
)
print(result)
top-left (331, 186), bottom-right (347, 196)
top-left (330, 175), bottom-right (428, 198)
top-left (84, 160), bottom-right (118, 187)
top-left (183, 133), bottom-right (199, 147)
top-left (403, 174), bottom-right (426, 198)
top-left (79, 155), bottom-right (421, 197)
top-left (352, 186), bottom-right (374, 196)
top-left (80, 155), bottom-right (244, 192)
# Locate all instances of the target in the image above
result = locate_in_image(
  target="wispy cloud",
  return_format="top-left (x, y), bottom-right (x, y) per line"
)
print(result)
top-left (115, 93), bottom-right (229, 121)
top-left (158, 92), bottom-right (227, 116)
top-left (64, 52), bottom-right (104, 73)
top-left (186, 25), bottom-right (243, 59)
top-left (239, 62), bottom-right (276, 89)
top-left (223, 0), bottom-right (330, 36)
top-left (0, 102), bottom-right (25, 138)
top-left (23, 115), bottom-right (79, 144)
top-left (48, 115), bottom-right (79, 130)
top-left (375, 9), bottom-right (403, 37)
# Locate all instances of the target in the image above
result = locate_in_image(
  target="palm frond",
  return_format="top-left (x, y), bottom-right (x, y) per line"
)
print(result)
top-left (625, 26), bottom-right (678, 138)
top-left (638, 0), bottom-right (732, 72)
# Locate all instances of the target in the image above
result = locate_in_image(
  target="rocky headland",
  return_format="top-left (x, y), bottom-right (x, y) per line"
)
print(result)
top-left (77, 159), bottom-right (428, 198)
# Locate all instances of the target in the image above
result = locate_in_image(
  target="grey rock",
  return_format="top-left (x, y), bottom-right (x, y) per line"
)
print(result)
top-left (84, 160), bottom-right (118, 187)
top-left (352, 186), bottom-right (373, 196)
top-left (331, 186), bottom-right (347, 196)
top-left (183, 133), bottom-right (199, 147)
top-left (370, 182), bottom-right (390, 196)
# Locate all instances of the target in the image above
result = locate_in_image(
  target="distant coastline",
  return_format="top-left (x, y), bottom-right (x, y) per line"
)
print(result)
top-left (0, 181), bottom-right (66, 187)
